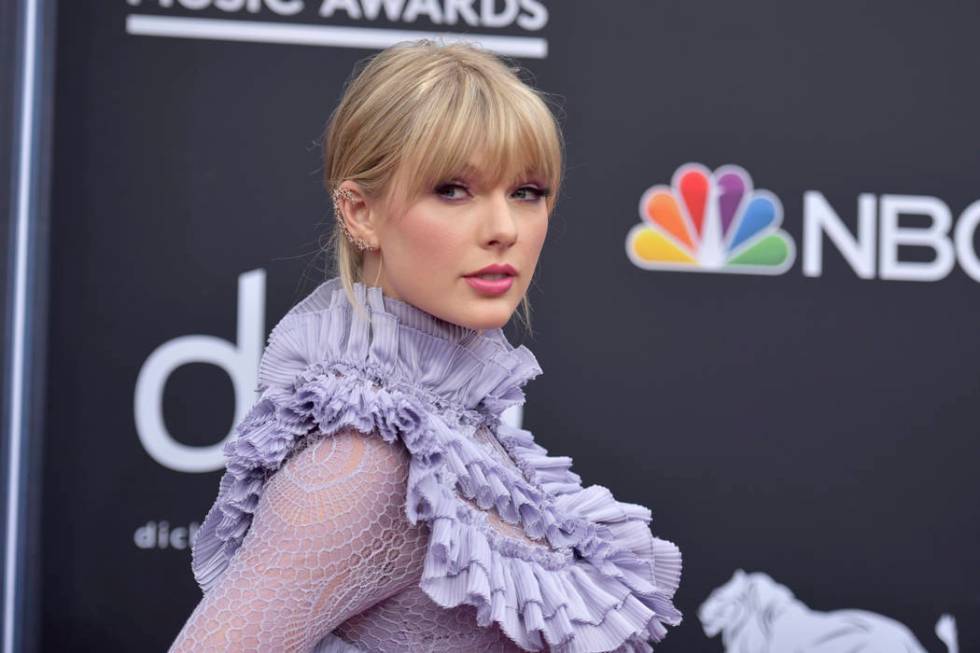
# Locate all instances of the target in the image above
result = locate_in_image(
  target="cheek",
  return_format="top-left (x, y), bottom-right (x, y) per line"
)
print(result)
top-left (393, 208), bottom-right (466, 262)
top-left (520, 211), bottom-right (550, 259)
top-left (529, 214), bottom-right (549, 248)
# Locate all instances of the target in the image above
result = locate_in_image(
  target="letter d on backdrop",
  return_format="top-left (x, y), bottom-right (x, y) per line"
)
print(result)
top-left (135, 269), bottom-right (265, 473)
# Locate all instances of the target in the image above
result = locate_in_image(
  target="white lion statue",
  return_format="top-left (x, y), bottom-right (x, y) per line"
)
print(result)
top-left (698, 569), bottom-right (958, 653)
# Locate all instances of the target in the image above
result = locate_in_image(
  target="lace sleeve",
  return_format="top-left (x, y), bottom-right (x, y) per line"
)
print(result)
top-left (169, 428), bottom-right (428, 652)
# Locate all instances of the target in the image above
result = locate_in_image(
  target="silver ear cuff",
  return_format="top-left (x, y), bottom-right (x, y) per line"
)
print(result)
top-left (332, 186), bottom-right (376, 251)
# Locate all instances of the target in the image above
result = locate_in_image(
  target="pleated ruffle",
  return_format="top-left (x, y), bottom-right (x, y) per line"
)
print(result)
top-left (191, 277), bottom-right (682, 653)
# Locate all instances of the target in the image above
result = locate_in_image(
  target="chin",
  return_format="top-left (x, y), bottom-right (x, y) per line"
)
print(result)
top-left (452, 303), bottom-right (515, 331)
top-left (456, 315), bottom-right (510, 331)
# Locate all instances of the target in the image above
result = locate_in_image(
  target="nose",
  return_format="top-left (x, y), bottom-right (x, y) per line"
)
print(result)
top-left (480, 189), bottom-right (518, 249)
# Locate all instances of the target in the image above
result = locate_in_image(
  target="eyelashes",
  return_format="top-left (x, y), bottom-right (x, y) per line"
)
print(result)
top-left (514, 185), bottom-right (552, 201)
top-left (434, 181), bottom-right (551, 202)
top-left (434, 183), bottom-right (468, 200)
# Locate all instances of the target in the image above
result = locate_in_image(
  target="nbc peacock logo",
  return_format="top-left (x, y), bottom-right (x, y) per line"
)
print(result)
top-left (626, 163), bottom-right (796, 275)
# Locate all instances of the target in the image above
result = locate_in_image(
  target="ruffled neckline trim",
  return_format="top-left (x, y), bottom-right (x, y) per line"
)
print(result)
top-left (191, 276), bottom-right (682, 653)
top-left (256, 277), bottom-right (544, 423)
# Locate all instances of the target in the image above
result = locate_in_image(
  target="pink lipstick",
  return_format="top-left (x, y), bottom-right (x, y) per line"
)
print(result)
top-left (464, 263), bottom-right (517, 296)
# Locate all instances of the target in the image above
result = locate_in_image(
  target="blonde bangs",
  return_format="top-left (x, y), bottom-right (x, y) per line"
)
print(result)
top-left (324, 40), bottom-right (565, 333)
top-left (389, 64), bottom-right (563, 211)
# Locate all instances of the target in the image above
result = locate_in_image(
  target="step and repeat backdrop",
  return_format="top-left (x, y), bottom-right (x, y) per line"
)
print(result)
top-left (45, 1), bottom-right (977, 651)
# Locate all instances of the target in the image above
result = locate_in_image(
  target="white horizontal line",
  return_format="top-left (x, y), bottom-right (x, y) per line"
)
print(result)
top-left (125, 14), bottom-right (547, 58)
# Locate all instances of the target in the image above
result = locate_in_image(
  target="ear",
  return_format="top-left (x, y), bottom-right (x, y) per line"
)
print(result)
top-left (335, 181), bottom-right (381, 251)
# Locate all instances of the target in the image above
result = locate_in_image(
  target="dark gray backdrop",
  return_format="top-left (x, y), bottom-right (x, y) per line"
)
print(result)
top-left (38, 1), bottom-right (979, 651)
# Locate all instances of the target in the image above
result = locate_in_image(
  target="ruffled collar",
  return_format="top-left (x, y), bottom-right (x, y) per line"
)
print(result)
top-left (256, 276), bottom-right (544, 425)
top-left (191, 275), bottom-right (683, 653)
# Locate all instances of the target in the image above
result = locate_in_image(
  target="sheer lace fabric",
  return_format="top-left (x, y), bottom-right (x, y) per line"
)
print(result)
top-left (334, 585), bottom-right (526, 652)
top-left (170, 428), bottom-right (525, 652)
top-left (171, 277), bottom-right (683, 653)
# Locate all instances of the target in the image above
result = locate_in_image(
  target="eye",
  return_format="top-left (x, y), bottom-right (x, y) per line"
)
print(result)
top-left (512, 185), bottom-right (551, 201)
top-left (434, 182), bottom-right (469, 200)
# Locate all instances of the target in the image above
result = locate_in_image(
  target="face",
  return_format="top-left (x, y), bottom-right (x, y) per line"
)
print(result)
top-left (342, 156), bottom-right (551, 331)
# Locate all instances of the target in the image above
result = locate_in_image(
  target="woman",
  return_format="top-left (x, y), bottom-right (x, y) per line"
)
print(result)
top-left (170, 40), bottom-right (682, 652)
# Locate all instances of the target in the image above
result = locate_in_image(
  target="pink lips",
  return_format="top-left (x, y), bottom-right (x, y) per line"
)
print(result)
top-left (465, 275), bottom-right (514, 295)
top-left (464, 263), bottom-right (517, 296)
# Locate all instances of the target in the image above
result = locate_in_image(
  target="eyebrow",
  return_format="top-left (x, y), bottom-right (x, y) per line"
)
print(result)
top-left (460, 161), bottom-right (525, 178)
top-left (453, 161), bottom-right (539, 186)
top-left (447, 162), bottom-right (487, 185)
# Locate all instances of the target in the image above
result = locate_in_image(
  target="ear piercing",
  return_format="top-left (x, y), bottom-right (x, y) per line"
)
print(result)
top-left (332, 186), bottom-right (376, 252)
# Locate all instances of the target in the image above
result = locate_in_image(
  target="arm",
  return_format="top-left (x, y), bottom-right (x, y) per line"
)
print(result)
top-left (169, 428), bottom-right (427, 652)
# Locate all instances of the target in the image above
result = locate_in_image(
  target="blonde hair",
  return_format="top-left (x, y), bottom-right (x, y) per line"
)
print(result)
top-left (321, 39), bottom-right (565, 334)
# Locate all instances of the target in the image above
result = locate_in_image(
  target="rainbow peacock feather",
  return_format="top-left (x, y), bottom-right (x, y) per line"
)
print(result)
top-left (626, 163), bottom-right (796, 275)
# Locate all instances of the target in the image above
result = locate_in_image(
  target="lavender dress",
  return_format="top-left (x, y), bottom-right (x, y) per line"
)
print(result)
top-left (169, 277), bottom-right (682, 652)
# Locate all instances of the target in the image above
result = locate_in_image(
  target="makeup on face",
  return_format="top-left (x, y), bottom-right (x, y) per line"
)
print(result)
top-left (372, 156), bottom-right (550, 330)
